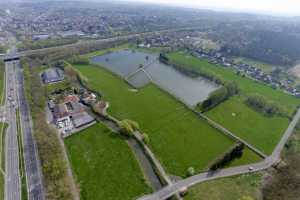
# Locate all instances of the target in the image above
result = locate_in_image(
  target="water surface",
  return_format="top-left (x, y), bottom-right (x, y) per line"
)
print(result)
top-left (91, 50), bottom-right (219, 106)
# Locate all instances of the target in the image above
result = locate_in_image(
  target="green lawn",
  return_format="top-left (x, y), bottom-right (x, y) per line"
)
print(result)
top-left (167, 52), bottom-right (300, 116)
top-left (206, 96), bottom-right (290, 154)
top-left (184, 173), bottom-right (262, 200)
top-left (65, 123), bottom-right (151, 200)
top-left (73, 63), bottom-right (260, 176)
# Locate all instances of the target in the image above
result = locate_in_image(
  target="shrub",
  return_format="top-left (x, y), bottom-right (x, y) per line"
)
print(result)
top-left (142, 133), bottom-right (150, 144)
top-left (118, 119), bottom-right (140, 137)
top-left (186, 167), bottom-right (195, 177)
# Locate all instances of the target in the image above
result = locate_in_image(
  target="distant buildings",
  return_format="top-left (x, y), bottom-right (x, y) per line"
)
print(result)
top-left (32, 34), bottom-right (50, 40)
top-left (41, 68), bottom-right (64, 84)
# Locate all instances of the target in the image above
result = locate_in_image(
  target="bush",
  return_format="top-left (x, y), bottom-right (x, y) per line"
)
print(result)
top-left (186, 167), bottom-right (195, 177)
top-left (142, 133), bottom-right (150, 144)
top-left (118, 119), bottom-right (140, 137)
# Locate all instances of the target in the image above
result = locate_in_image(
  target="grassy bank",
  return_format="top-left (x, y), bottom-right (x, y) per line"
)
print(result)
top-left (184, 173), bottom-right (262, 200)
top-left (72, 62), bottom-right (259, 176)
top-left (0, 123), bottom-right (7, 200)
top-left (65, 123), bottom-right (151, 200)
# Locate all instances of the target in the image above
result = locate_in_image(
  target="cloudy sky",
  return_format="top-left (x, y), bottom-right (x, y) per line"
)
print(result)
top-left (124, 0), bottom-right (300, 16)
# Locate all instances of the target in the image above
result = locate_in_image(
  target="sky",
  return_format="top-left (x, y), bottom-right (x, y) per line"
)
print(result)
top-left (124, 0), bottom-right (300, 16)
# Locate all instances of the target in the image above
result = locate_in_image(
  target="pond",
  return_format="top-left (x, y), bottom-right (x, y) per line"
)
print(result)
top-left (90, 49), bottom-right (219, 107)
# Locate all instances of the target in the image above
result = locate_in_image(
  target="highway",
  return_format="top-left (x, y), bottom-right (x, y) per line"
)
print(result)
top-left (16, 60), bottom-right (44, 199)
top-left (3, 48), bottom-right (44, 200)
top-left (138, 108), bottom-right (300, 200)
top-left (4, 59), bottom-right (21, 200)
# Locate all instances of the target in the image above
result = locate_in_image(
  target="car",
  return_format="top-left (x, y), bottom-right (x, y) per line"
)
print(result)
top-left (248, 166), bottom-right (254, 171)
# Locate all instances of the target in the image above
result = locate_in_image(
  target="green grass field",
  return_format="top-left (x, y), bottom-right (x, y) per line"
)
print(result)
top-left (167, 52), bottom-right (298, 154)
top-left (167, 52), bottom-right (300, 116)
top-left (73, 63), bottom-right (260, 176)
top-left (184, 173), bottom-right (262, 200)
top-left (206, 96), bottom-right (290, 154)
top-left (65, 123), bottom-right (151, 200)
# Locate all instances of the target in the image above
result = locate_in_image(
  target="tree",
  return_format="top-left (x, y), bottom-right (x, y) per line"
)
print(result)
top-left (186, 167), bottom-right (195, 177)
top-left (118, 119), bottom-right (140, 137)
top-left (246, 94), bottom-right (286, 117)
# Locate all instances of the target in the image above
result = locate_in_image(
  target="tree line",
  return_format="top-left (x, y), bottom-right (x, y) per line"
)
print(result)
top-left (246, 94), bottom-right (287, 117)
top-left (199, 81), bottom-right (239, 112)
top-left (210, 143), bottom-right (245, 171)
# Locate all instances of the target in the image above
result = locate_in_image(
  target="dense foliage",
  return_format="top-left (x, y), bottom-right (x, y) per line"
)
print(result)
top-left (210, 143), bottom-right (245, 171)
top-left (118, 119), bottom-right (140, 137)
top-left (200, 81), bottom-right (239, 111)
top-left (221, 30), bottom-right (300, 66)
top-left (23, 61), bottom-right (73, 200)
top-left (67, 56), bottom-right (90, 65)
top-left (262, 123), bottom-right (300, 200)
top-left (246, 94), bottom-right (287, 117)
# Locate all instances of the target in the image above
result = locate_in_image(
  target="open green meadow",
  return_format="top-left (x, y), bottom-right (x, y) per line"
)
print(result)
top-left (73, 63), bottom-right (259, 176)
top-left (184, 173), bottom-right (262, 200)
top-left (167, 52), bottom-right (299, 154)
top-left (206, 96), bottom-right (290, 154)
top-left (167, 52), bottom-right (299, 116)
top-left (65, 123), bottom-right (151, 200)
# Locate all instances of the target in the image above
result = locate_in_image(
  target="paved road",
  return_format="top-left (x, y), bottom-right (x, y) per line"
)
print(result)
top-left (4, 60), bottom-right (21, 200)
top-left (16, 60), bottom-right (44, 200)
top-left (138, 108), bottom-right (300, 200)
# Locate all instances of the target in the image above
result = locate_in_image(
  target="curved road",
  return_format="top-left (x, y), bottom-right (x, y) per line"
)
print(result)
top-left (138, 108), bottom-right (300, 200)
